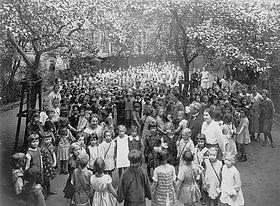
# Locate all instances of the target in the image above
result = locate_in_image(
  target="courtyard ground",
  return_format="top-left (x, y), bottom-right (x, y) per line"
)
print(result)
top-left (0, 106), bottom-right (280, 206)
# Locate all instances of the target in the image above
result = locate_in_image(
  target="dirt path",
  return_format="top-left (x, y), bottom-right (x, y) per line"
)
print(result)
top-left (0, 106), bottom-right (280, 206)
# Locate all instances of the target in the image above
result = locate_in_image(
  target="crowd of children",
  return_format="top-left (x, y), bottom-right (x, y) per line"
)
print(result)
top-left (10, 61), bottom-right (276, 206)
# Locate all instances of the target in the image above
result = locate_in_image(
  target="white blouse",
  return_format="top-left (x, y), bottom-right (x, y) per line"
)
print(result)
top-left (201, 120), bottom-right (228, 154)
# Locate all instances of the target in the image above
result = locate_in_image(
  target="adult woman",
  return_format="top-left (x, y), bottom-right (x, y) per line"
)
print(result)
top-left (201, 108), bottom-right (228, 159)
top-left (259, 89), bottom-right (275, 148)
top-left (249, 85), bottom-right (262, 141)
top-left (83, 114), bottom-right (104, 143)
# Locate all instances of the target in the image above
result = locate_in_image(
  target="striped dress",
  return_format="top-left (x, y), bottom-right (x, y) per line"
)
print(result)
top-left (152, 164), bottom-right (176, 206)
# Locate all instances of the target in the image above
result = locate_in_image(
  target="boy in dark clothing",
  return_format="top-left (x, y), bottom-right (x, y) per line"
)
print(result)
top-left (118, 150), bottom-right (151, 206)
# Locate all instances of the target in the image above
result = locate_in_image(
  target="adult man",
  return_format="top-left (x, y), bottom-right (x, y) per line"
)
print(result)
top-left (187, 102), bottom-right (204, 144)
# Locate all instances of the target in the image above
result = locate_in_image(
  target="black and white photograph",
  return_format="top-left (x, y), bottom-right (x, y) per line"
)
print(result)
top-left (0, 0), bottom-right (280, 205)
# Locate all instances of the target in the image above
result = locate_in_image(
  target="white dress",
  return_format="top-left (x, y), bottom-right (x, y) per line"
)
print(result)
top-left (221, 124), bottom-right (237, 156)
top-left (116, 135), bottom-right (130, 168)
top-left (204, 159), bottom-right (223, 199)
top-left (99, 141), bottom-right (116, 171)
top-left (91, 174), bottom-right (117, 206)
top-left (220, 165), bottom-right (244, 206)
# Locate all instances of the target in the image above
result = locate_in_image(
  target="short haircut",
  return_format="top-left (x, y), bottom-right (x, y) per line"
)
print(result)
top-left (223, 113), bottom-right (233, 124)
top-left (182, 150), bottom-right (194, 164)
top-left (27, 134), bottom-right (39, 144)
top-left (128, 150), bottom-right (142, 164)
top-left (77, 153), bottom-right (89, 168)
top-left (209, 147), bottom-right (218, 155)
top-left (197, 133), bottom-right (206, 141)
top-left (118, 125), bottom-right (126, 132)
top-left (157, 150), bottom-right (169, 164)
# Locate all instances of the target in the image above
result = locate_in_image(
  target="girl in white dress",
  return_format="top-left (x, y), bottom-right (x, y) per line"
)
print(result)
top-left (115, 125), bottom-right (130, 178)
top-left (90, 158), bottom-right (118, 206)
top-left (204, 147), bottom-right (223, 206)
top-left (222, 113), bottom-right (237, 156)
top-left (99, 130), bottom-right (116, 177)
top-left (220, 153), bottom-right (244, 206)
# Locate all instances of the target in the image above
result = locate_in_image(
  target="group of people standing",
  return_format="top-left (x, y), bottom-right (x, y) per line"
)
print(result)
top-left (10, 61), bottom-right (275, 206)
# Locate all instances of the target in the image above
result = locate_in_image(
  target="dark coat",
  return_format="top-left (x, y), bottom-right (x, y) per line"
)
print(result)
top-left (187, 112), bottom-right (204, 143)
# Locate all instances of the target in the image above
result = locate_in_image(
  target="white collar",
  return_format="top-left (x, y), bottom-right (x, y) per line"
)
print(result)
top-left (28, 147), bottom-right (38, 151)
top-left (129, 136), bottom-right (140, 141)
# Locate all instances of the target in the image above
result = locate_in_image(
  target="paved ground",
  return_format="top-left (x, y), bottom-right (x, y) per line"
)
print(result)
top-left (1, 106), bottom-right (280, 206)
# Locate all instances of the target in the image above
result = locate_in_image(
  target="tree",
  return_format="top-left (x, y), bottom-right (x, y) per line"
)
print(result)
top-left (0, 0), bottom-right (89, 79)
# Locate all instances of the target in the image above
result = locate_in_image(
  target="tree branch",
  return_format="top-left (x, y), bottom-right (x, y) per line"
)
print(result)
top-left (7, 29), bottom-right (32, 68)
top-left (32, 41), bottom-right (39, 54)
top-left (16, 4), bottom-right (38, 37)
top-left (189, 52), bottom-right (199, 63)
top-left (40, 43), bottom-right (66, 54)
top-left (67, 24), bottom-right (83, 37)
top-left (56, 22), bottom-right (71, 34)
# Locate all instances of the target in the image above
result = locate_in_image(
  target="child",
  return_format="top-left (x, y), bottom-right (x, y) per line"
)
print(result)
top-left (220, 153), bottom-right (244, 206)
top-left (40, 132), bottom-right (56, 195)
top-left (68, 105), bottom-right (80, 130)
top-left (115, 125), bottom-right (130, 179)
top-left (222, 113), bottom-right (237, 156)
top-left (99, 130), bottom-right (116, 177)
top-left (162, 122), bottom-right (178, 166)
top-left (25, 134), bottom-right (43, 183)
top-left (27, 112), bottom-right (43, 137)
top-left (177, 128), bottom-right (195, 167)
top-left (193, 134), bottom-right (209, 205)
top-left (44, 108), bottom-right (57, 136)
top-left (76, 133), bottom-right (87, 154)
top-left (52, 98), bottom-right (61, 126)
top-left (91, 158), bottom-right (118, 206)
top-left (193, 134), bottom-right (209, 167)
top-left (236, 110), bottom-right (251, 162)
top-left (71, 153), bottom-right (93, 206)
top-left (151, 150), bottom-right (176, 206)
top-left (22, 168), bottom-right (46, 206)
top-left (118, 150), bottom-right (152, 205)
top-left (144, 121), bottom-right (162, 179)
top-left (176, 150), bottom-right (201, 206)
top-left (39, 101), bottom-right (49, 126)
top-left (174, 110), bottom-right (188, 134)
top-left (77, 107), bottom-right (88, 132)
top-left (128, 125), bottom-right (144, 156)
top-left (86, 133), bottom-right (102, 173)
top-left (204, 147), bottom-right (223, 206)
top-left (57, 127), bottom-right (75, 174)
top-left (11, 153), bottom-right (26, 198)
top-left (63, 142), bottom-right (81, 199)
